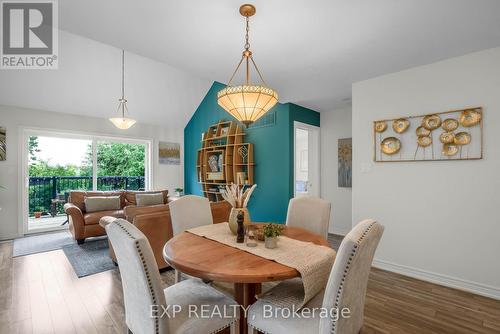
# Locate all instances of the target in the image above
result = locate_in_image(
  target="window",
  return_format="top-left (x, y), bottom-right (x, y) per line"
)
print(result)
top-left (24, 130), bottom-right (151, 233)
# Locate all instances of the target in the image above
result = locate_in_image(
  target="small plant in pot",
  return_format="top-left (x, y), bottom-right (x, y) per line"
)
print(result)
top-left (174, 188), bottom-right (184, 197)
top-left (221, 183), bottom-right (257, 235)
top-left (263, 223), bottom-right (284, 249)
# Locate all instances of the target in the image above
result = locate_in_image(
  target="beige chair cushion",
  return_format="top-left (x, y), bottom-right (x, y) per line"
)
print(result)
top-left (84, 210), bottom-right (124, 225)
top-left (84, 196), bottom-right (121, 213)
top-left (125, 190), bottom-right (168, 206)
top-left (135, 193), bottom-right (164, 207)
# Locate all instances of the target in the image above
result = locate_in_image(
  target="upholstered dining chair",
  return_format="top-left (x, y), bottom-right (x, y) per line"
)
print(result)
top-left (247, 219), bottom-right (384, 334)
top-left (106, 219), bottom-right (239, 334)
top-left (169, 195), bottom-right (213, 283)
top-left (285, 196), bottom-right (331, 239)
top-left (169, 195), bottom-right (213, 235)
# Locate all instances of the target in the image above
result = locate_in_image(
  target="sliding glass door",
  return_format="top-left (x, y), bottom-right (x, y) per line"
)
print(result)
top-left (95, 140), bottom-right (146, 191)
top-left (24, 130), bottom-right (150, 233)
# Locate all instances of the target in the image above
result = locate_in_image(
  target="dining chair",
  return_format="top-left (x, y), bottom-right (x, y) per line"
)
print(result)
top-left (169, 195), bottom-right (214, 282)
top-left (106, 219), bottom-right (239, 334)
top-left (247, 219), bottom-right (384, 334)
top-left (169, 195), bottom-right (213, 235)
top-left (285, 196), bottom-right (331, 239)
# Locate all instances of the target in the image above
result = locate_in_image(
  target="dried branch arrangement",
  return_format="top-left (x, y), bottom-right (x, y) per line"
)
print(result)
top-left (220, 183), bottom-right (257, 208)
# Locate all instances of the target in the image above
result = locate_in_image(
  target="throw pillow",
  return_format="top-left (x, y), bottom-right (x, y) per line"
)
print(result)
top-left (136, 193), bottom-right (164, 207)
top-left (84, 196), bottom-right (121, 213)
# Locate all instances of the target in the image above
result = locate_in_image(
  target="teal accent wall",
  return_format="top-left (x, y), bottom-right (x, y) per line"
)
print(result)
top-left (184, 82), bottom-right (320, 222)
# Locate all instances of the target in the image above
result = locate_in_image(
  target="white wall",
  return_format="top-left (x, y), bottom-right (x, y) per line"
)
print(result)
top-left (0, 105), bottom-right (183, 240)
top-left (352, 47), bottom-right (500, 299)
top-left (321, 106), bottom-right (352, 235)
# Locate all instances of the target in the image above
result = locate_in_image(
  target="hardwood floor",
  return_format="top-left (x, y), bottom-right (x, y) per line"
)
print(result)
top-left (1, 239), bottom-right (499, 334)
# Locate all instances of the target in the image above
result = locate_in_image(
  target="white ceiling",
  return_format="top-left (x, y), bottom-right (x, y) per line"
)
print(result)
top-left (57, 0), bottom-right (500, 112)
top-left (0, 31), bottom-right (211, 129)
top-left (1, 0), bottom-right (500, 128)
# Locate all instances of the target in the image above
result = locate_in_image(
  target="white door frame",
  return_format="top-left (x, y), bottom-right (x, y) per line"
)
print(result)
top-left (293, 121), bottom-right (321, 197)
top-left (19, 127), bottom-right (152, 235)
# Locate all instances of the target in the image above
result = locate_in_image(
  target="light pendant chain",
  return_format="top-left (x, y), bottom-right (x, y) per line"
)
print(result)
top-left (245, 17), bottom-right (250, 51)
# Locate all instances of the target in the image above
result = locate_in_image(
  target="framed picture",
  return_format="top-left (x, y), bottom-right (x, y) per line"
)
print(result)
top-left (159, 142), bottom-right (180, 165)
top-left (220, 126), bottom-right (230, 137)
top-left (0, 127), bottom-right (6, 161)
top-left (338, 138), bottom-right (352, 188)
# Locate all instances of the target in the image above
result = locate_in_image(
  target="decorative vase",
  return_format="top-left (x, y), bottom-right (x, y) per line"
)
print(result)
top-left (228, 207), bottom-right (251, 235)
top-left (265, 236), bottom-right (278, 249)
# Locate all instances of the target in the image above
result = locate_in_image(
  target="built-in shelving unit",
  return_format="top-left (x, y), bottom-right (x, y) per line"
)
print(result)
top-left (197, 120), bottom-right (254, 202)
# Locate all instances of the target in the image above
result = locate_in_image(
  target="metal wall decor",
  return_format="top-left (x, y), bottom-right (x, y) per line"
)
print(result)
top-left (374, 107), bottom-right (483, 162)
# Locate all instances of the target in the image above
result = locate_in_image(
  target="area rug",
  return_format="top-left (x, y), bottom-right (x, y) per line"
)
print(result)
top-left (62, 237), bottom-right (116, 278)
top-left (13, 231), bottom-right (74, 257)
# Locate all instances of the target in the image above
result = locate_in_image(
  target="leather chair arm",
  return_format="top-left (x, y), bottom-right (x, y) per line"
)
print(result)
top-left (210, 200), bottom-right (232, 224)
top-left (133, 211), bottom-right (173, 269)
top-left (124, 204), bottom-right (169, 222)
top-left (64, 203), bottom-right (85, 240)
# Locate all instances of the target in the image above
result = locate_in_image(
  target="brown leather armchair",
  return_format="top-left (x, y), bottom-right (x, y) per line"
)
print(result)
top-left (102, 200), bottom-right (232, 270)
top-left (64, 190), bottom-right (169, 244)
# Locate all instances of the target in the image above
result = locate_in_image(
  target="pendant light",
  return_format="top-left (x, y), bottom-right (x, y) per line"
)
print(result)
top-left (109, 50), bottom-right (136, 129)
top-left (217, 4), bottom-right (278, 127)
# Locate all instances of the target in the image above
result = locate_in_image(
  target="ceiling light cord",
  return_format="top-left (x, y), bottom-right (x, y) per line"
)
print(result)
top-left (121, 50), bottom-right (125, 118)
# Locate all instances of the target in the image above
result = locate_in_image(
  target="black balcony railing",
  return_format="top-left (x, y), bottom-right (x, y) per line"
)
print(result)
top-left (29, 176), bottom-right (145, 216)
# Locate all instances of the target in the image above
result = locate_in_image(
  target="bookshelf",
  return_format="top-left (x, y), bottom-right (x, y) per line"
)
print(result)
top-left (197, 120), bottom-right (254, 202)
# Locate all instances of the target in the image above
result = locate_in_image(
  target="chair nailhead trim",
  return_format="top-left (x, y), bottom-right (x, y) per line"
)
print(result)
top-left (248, 322), bottom-right (272, 334)
top-left (330, 221), bottom-right (376, 334)
top-left (115, 221), bottom-right (160, 334)
top-left (208, 319), bottom-right (238, 334)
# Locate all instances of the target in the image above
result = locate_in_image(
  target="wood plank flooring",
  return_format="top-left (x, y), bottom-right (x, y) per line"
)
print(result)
top-left (1, 239), bottom-right (499, 334)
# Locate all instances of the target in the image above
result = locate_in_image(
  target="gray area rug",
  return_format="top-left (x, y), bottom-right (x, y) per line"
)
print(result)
top-left (62, 237), bottom-right (116, 278)
top-left (13, 231), bottom-right (74, 257)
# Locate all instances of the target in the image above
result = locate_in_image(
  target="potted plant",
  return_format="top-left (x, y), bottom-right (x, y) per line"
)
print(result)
top-left (220, 183), bottom-right (257, 235)
top-left (174, 188), bottom-right (184, 197)
top-left (263, 223), bottom-right (284, 249)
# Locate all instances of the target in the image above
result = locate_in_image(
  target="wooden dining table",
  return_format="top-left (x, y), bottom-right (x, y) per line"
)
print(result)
top-left (162, 223), bottom-right (331, 334)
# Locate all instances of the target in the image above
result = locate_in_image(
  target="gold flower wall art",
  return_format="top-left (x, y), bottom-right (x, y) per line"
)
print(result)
top-left (374, 107), bottom-right (482, 162)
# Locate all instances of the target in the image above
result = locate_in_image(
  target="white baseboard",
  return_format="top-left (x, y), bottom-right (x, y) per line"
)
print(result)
top-left (0, 233), bottom-right (22, 241)
top-left (373, 259), bottom-right (500, 301)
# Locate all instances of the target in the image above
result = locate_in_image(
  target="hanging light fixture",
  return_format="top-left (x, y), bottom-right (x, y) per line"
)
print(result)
top-left (109, 50), bottom-right (136, 130)
top-left (217, 4), bottom-right (278, 127)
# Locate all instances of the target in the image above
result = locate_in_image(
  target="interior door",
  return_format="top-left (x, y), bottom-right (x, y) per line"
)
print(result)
top-left (294, 122), bottom-right (320, 197)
